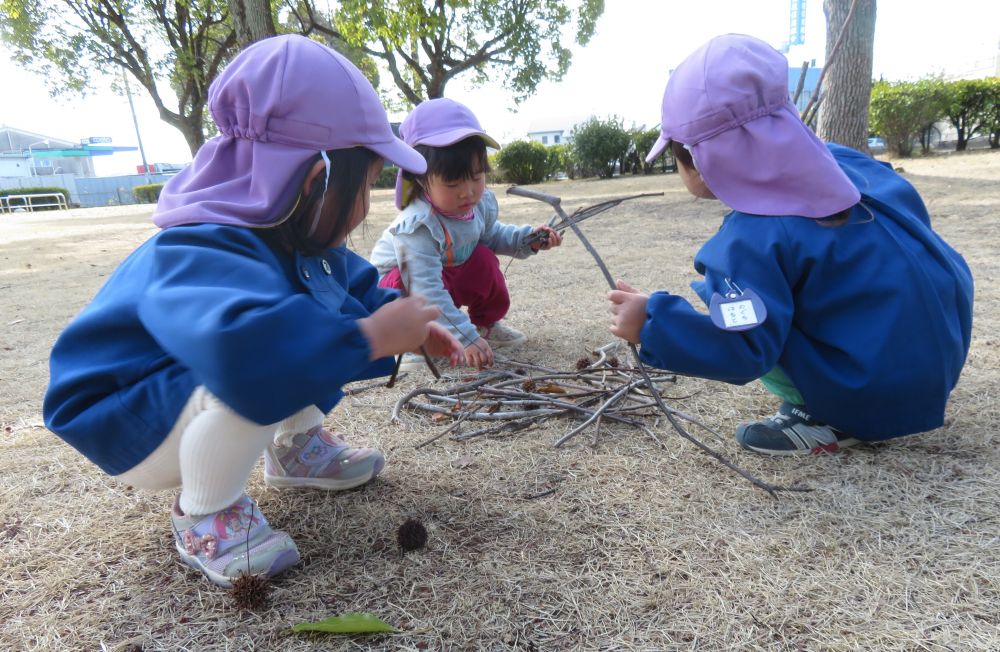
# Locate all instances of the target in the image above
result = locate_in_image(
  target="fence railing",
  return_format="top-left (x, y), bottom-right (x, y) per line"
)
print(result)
top-left (0, 192), bottom-right (69, 213)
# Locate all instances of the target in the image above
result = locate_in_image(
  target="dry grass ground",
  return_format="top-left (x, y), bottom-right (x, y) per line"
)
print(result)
top-left (1, 149), bottom-right (998, 651)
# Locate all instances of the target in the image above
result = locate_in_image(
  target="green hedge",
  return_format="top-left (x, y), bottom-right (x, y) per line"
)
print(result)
top-left (495, 140), bottom-right (549, 185)
top-left (375, 165), bottom-right (398, 189)
top-left (0, 186), bottom-right (71, 211)
top-left (571, 117), bottom-right (631, 179)
top-left (134, 184), bottom-right (165, 204)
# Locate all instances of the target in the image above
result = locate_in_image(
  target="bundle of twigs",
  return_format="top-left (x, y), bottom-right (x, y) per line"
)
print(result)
top-left (393, 342), bottom-right (720, 450)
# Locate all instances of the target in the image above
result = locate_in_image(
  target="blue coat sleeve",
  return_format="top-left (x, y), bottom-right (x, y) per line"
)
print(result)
top-left (342, 245), bottom-right (399, 312)
top-left (137, 227), bottom-right (379, 425)
top-left (638, 216), bottom-right (794, 384)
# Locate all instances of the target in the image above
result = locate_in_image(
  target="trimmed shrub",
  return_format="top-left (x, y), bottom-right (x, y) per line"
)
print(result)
top-left (0, 186), bottom-right (72, 211)
top-left (495, 140), bottom-right (549, 185)
top-left (486, 152), bottom-right (505, 184)
top-left (571, 116), bottom-right (631, 178)
top-left (945, 77), bottom-right (999, 151)
top-left (375, 165), bottom-right (398, 189)
top-left (134, 184), bottom-right (165, 204)
top-left (545, 144), bottom-right (571, 179)
top-left (869, 79), bottom-right (949, 157)
top-left (631, 127), bottom-right (676, 173)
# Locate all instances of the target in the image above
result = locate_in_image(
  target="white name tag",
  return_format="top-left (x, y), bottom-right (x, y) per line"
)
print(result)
top-left (708, 281), bottom-right (766, 332)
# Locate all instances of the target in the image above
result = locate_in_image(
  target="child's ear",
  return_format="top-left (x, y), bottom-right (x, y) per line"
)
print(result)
top-left (302, 159), bottom-right (328, 195)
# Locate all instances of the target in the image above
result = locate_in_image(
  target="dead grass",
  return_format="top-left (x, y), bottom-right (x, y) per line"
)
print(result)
top-left (1, 149), bottom-right (999, 650)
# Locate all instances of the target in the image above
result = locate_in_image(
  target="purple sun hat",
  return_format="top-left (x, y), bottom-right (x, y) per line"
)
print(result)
top-left (394, 98), bottom-right (500, 209)
top-left (646, 34), bottom-right (859, 218)
top-left (153, 35), bottom-right (426, 229)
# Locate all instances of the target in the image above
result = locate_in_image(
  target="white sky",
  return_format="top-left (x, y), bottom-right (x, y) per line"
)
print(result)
top-left (1, 0), bottom-right (997, 176)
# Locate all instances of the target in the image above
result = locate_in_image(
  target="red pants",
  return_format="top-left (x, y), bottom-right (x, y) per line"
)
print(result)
top-left (378, 244), bottom-right (509, 327)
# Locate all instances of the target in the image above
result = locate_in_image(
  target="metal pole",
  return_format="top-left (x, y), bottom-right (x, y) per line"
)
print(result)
top-left (122, 69), bottom-right (152, 183)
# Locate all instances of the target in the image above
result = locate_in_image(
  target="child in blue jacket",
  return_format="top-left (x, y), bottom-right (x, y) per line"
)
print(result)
top-left (43, 35), bottom-right (461, 587)
top-left (608, 34), bottom-right (973, 456)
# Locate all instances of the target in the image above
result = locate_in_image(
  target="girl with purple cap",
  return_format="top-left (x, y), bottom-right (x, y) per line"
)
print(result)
top-left (369, 98), bottom-right (562, 370)
top-left (43, 35), bottom-right (462, 587)
top-left (608, 34), bottom-right (973, 456)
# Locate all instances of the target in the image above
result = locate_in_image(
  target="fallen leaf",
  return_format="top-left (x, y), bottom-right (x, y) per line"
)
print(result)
top-left (290, 613), bottom-right (397, 635)
top-left (536, 383), bottom-right (567, 394)
top-left (431, 413), bottom-right (450, 423)
top-left (453, 454), bottom-right (475, 469)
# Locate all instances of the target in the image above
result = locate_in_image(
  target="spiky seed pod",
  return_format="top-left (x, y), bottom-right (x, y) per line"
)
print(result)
top-left (521, 379), bottom-right (537, 393)
top-left (230, 572), bottom-right (270, 610)
top-left (607, 356), bottom-right (620, 368)
top-left (575, 357), bottom-right (591, 370)
top-left (397, 518), bottom-right (428, 552)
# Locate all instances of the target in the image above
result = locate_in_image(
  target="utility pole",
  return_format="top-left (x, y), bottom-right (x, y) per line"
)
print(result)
top-left (123, 69), bottom-right (152, 183)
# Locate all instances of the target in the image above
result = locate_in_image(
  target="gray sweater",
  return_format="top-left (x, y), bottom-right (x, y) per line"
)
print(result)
top-left (369, 189), bottom-right (535, 344)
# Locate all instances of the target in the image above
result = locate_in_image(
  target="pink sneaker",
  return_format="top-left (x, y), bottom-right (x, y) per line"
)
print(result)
top-left (171, 494), bottom-right (300, 588)
top-left (476, 320), bottom-right (527, 348)
top-left (263, 427), bottom-right (385, 490)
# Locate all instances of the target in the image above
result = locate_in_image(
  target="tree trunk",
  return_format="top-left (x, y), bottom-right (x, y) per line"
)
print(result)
top-left (817, 0), bottom-right (877, 151)
top-left (159, 108), bottom-right (207, 156)
top-left (229, 0), bottom-right (277, 48)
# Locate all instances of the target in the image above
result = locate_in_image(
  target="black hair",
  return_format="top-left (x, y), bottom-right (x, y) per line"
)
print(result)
top-left (400, 136), bottom-right (490, 207)
top-left (268, 147), bottom-right (376, 255)
top-left (669, 139), bottom-right (695, 171)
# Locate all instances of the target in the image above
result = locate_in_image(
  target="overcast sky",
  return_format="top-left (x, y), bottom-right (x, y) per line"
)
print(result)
top-left (1, 0), bottom-right (997, 175)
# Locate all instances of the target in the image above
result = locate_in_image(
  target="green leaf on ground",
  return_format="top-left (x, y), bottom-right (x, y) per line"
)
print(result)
top-left (290, 613), bottom-right (397, 634)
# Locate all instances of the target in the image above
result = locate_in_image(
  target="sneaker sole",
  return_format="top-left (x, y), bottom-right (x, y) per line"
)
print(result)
top-left (175, 542), bottom-right (300, 588)
top-left (263, 472), bottom-right (380, 490)
top-left (263, 456), bottom-right (385, 490)
top-left (737, 437), bottom-right (860, 457)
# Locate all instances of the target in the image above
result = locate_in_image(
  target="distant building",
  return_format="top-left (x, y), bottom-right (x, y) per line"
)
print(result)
top-left (0, 125), bottom-right (137, 179)
top-left (526, 118), bottom-right (577, 147)
top-left (0, 127), bottom-right (94, 178)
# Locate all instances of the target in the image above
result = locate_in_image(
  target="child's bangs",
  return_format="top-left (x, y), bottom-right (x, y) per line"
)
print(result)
top-left (423, 137), bottom-right (490, 181)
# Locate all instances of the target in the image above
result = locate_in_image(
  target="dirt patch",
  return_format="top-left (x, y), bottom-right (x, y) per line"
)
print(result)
top-left (2, 150), bottom-right (998, 650)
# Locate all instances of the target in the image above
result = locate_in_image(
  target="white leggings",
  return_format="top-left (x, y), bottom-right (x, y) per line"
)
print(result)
top-left (114, 386), bottom-right (324, 516)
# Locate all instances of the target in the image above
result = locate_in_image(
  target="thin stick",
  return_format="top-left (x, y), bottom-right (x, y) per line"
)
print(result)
top-left (386, 245), bottom-right (440, 387)
top-left (414, 408), bottom-right (474, 449)
top-left (553, 380), bottom-right (638, 447)
top-left (791, 60), bottom-right (810, 106)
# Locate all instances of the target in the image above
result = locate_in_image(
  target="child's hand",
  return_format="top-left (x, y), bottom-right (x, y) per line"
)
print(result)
top-left (358, 295), bottom-right (441, 360)
top-left (608, 279), bottom-right (649, 345)
top-left (529, 225), bottom-right (562, 252)
top-left (421, 322), bottom-right (463, 367)
top-left (464, 337), bottom-right (494, 369)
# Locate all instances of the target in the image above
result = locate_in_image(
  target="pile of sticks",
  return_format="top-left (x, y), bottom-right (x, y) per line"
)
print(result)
top-left (389, 186), bottom-right (806, 496)
top-left (393, 342), bottom-right (718, 450)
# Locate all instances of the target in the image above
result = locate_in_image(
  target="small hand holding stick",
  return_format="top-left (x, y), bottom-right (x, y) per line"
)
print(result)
top-left (386, 246), bottom-right (441, 388)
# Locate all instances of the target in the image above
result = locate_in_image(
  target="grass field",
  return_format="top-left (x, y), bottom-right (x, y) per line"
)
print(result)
top-left (1, 149), bottom-right (998, 651)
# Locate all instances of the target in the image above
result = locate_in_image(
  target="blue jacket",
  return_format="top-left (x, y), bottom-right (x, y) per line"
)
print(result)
top-left (639, 145), bottom-right (973, 440)
top-left (44, 224), bottom-right (398, 475)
